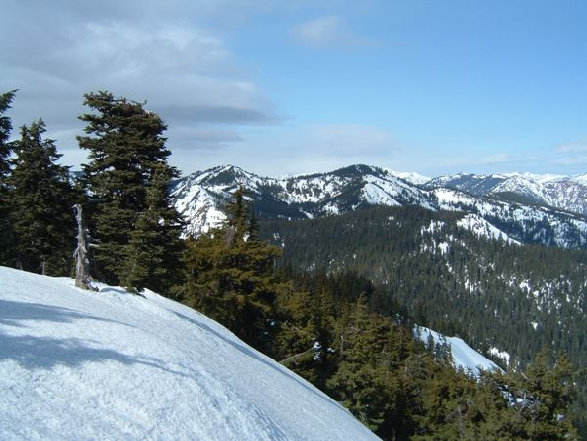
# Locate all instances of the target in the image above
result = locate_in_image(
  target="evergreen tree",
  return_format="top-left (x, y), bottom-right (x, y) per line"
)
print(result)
top-left (0, 90), bottom-right (17, 265)
top-left (327, 295), bottom-right (395, 432)
top-left (0, 90), bottom-right (16, 182)
top-left (275, 285), bottom-right (336, 388)
top-left (123, 163), bottom-right (185, 294)
top-left (500, 350), bottom-right (578, 441)
top-left (9, 119), bottom-right (75, 275)
top-left (78, 91), bottom-right (176, 284)
top-left (180, 188), bottom-right (283, 351)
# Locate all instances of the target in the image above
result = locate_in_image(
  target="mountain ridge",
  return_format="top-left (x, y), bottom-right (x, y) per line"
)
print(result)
top-left (170, 164), bottom-right (587, 248)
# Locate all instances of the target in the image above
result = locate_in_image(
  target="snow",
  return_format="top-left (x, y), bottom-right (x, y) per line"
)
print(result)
top-left (361, 182), bottom-right (400, 206)
top-left (488, 347), bottom-right (510, 366)
top-left (437, 242), bottom-right (450, 255)
top-left (573, 173), bottom-right (587, 186)
top-left (415, 326), bottom-right (501, 377)
top-left (0, 267), bottom-right (379, 441)
top-left (380, 168), bottom-right (431, 185)
top-left (457, 213), bottom-right (520, 245)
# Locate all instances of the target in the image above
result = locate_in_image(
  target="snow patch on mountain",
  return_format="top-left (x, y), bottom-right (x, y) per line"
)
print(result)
top-left (457, 214), bottom-right (520, 244)
top-left (427, 171), bottom-right (587, 216)
top-left (381, 168), bottom-right (431, 185)
top-left (489, 347), bottom-right (511, 366)
top-left (0, 266), bottom-right (379, 441)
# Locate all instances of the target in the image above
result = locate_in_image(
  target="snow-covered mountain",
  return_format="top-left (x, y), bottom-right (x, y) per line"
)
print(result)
top-left (0, 266), bottom-right (380, 441)
top-left (426, 172), bottom-right (587, 216)
top-left (171, 164), bottom-right (587, 248)
top-left (170, 164), bottom-right (434, 235)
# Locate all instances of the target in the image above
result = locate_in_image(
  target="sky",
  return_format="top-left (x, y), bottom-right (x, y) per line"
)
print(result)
top-left (2, 0), bottom-right (587, 178)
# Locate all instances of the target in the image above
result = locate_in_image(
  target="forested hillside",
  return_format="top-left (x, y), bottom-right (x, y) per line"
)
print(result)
top-left (260, 206), bottom-right (586, 365)
top-left (177, 194), bottom-right (581, 440)
top-left (259, 205), bottom-right (587, 435)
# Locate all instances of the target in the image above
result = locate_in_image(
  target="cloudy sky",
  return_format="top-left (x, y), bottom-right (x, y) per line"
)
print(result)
top-left (2, 0), bottom-right (587, 177)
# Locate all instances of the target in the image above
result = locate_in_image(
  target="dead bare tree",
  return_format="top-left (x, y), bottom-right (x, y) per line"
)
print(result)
top-left (73, 204), bottom-right (92, 290)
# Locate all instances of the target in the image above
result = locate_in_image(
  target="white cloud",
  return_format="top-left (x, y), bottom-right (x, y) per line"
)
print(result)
top-left (551, 140), bottom-right (587, 167)
top-left (555, 141), bottom-right (587, 153)
top-left (308, 124), bottom-right (395, 156)
top-left (0, 0), bottom-right (280, 170)
top-left (553, 155), bottom-right (587, 165)
top-left (480, 152), bottom-right (510, 164)
top-left (192, 122), bottom-right (400, 176)
top-left (292, 16), bottom-right (376, 48)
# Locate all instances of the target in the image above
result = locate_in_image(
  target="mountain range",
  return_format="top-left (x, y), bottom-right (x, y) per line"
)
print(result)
top-left (170, 164), bottom-right (587, 249)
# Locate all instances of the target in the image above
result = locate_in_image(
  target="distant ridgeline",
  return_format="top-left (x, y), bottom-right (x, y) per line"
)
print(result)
top-left (171, 164), bottom-right (587, 248)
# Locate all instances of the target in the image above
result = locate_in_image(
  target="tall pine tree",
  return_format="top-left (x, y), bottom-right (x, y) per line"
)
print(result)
top-left (180, 188), bottom-right (283, 351)
top-left (123, 163), bottom-right (185, 294)
top-left (0, 90), bottom-right (17, 266)
top-left (9, 119), bottom-right (75, 275)
top-left (78, 91), bottom-right (177, 285)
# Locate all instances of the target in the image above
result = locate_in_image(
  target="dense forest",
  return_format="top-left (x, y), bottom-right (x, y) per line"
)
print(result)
top-left (259, 206), bottom-right (587, 435)
top-left (259, 206), bottom-right (587, 369)
top-left (0, 90), bottom-right (583, 439)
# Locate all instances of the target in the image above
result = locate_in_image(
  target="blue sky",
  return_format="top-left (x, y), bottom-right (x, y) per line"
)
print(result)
top-left (1, 0), bottom-right (586, 177)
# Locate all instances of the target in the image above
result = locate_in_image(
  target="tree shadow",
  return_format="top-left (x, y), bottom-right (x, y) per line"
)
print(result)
top-left (0, 299), bottom-right (189, 377)
top-left (0, 299), bottom-right (120, 328)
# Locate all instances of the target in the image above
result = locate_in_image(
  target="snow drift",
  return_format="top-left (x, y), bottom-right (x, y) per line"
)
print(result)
top-left (0, 266), bottom-right (379, 441)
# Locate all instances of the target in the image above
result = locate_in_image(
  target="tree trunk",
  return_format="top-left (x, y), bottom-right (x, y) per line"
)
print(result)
top-left (73, 204), bottom-right (91, 290)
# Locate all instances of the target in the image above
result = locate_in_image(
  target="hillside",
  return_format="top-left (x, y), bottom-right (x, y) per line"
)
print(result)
top-left (259, 206), bottom-right (587, 370)
top-left (257, 205), bottom-right (587, 434)
top-left (0, 266), bottom-right (380, 441)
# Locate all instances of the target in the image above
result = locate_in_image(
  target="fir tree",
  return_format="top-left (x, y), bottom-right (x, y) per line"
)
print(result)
top-left (501, 350), bottom-right (578, 441)
top-left (0, 90), bottom-right (17, 265)
top-left (326, 295), bottom-right (395, 432)
top-left (0, 90), bottom-right (16, 182)
top-left (9, 119), bottom-right (75, 275)
top-left (180, 188), bottom-right (283, 351)
top-left (78, 91), bottom-right (175, 284)
top-left (123, 163), bottom-right (184, 295)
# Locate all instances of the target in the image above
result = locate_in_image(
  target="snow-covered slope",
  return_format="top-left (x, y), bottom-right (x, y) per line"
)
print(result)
top-left (0, 267), bottom-right (379, 441)
top-left (426, 172), bottom-right (587, 216)
top-left (456, 213), bottom-right (520, 245)
top-left (415, 326), bottom-right (501, 377)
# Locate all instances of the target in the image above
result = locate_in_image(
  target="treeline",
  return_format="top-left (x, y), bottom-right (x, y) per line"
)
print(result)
top-left (0, 89), bottom-right (581, 439)
top-left (0, 90), bottom-right (184, 293)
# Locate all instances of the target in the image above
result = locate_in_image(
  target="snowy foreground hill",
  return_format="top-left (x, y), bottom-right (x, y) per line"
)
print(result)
top-left (0, 267), bottom-right (380, 441)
